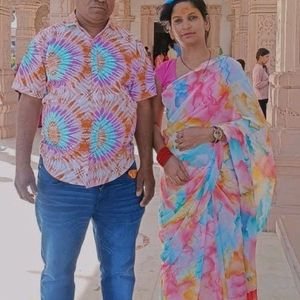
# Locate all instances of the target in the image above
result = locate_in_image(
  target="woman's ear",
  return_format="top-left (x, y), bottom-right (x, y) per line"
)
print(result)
top-left (166, 24), bottom-right (175, 41)
top-left (169, 29), bottom-right (175, 41)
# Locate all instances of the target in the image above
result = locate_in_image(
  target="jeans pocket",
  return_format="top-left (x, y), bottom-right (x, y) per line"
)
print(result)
top-left (38, 157), bottom-right (61, 186)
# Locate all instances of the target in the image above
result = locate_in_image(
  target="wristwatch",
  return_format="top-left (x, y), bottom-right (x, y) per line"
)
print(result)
top-left (212, 126), bottom-right (223, 143)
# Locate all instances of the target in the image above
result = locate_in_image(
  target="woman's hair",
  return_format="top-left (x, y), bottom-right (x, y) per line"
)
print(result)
top-left (256, 48), bottom-right (270, 61)
top-left (236, 59), bottom-right (245, 70)
top-left (159, 0), bottom-right (209, 41)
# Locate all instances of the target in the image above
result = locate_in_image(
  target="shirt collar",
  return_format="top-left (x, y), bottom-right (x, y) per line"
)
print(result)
top-left (64, 11), bottom-right (117, 31)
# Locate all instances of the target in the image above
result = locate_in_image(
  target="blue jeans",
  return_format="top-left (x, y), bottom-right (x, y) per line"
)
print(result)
top-left (35, 159), bottom-right (144, 300)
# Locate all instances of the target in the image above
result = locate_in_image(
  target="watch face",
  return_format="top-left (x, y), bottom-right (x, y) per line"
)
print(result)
top-left (213, 127), bottom-right (223, 142)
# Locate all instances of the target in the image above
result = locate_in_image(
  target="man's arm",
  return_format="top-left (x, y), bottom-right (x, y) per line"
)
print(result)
top-left (135, 98), bottom-right (155, 207)
top-left (15, 94), bottom-right (42, 203)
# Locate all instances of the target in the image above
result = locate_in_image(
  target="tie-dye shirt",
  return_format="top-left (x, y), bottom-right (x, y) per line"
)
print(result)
top-left (12, 13), bottom-right (156, 187)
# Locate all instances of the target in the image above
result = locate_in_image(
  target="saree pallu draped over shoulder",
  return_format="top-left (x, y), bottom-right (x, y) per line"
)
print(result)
top-left (158, 56), bottom-right (275, 300)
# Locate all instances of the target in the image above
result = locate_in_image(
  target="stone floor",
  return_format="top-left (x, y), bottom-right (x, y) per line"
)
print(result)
top-left (0, 134), bottom-right (299, 300)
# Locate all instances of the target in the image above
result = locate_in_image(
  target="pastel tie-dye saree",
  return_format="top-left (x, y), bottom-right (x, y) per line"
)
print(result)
top-left (158, 56), bottom-right (275, 300)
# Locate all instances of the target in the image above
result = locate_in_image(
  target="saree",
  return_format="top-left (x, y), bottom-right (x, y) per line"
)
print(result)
top-left (157, 56), bottom-right (276, 300)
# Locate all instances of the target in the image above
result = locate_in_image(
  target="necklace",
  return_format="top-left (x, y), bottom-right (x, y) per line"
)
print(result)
top-left (180, 50), bottom-right (212, 80)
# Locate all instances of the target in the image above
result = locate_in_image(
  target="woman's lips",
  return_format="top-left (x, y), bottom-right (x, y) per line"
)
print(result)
top-left (182, 32), bottom-right (195, 38)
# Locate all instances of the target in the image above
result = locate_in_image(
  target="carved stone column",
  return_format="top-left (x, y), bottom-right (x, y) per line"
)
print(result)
top-left (230, 0), bottom-right (249, 67)
top-left (113, 0), bottom-right (135, 31)
top-left (239, 1), bottom-right (249, 66)
top-left (268, 0), bottom-right (300, 230)
top-left (49, 0), bottom-right (74, 25)
top-left (15, 0), bottom-right (41, 63)
top-left (0, 0), bottom-right (17, 138)
top-left (247, 0), bottom-right (277, 73)
top-left (207, 5), bottom-right (222, 56)
top-left (230, 0), bottom-right (241, 58)
top-left (140, 5), bottom-right (158, 55)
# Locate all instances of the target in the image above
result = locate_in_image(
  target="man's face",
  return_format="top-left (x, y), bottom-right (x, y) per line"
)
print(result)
top-left (75, 0), bottom-right (115, 24)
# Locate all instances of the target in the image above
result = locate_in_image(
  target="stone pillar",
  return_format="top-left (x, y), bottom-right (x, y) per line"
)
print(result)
top-left (207, 5), bottom-right (222, 56)
top-left (226, 13), bottom-right (234, 57)
top-left (230, 0), bottom-right (241, 58)
top-left (113, 0), bottom-right (135, 31)
top-left (140, 5), bottom-right (157, 55)
top-left (238, 1), bottom-right (249, 67)
top-left (268, 0), bottom-right (300, 230)
top-left (0, 0), bottom-right (17, 138)
top-left (230, 0), bottom-right (250, 72)
top-left (15, 0), bottom-right (41, 63)
top-left (49, 0), bottom-right (74, 25)
top-left (247, 0), bottom-right (277, 73)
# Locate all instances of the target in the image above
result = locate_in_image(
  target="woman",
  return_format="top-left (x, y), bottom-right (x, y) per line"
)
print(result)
top-left (252, 48), bottom-right (270, 118)
top-left (153, 0), bottom-right (276, 299)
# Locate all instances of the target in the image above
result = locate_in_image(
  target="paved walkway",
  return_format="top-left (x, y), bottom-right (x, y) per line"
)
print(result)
top-left (0, 133), bottom-right (299, 300)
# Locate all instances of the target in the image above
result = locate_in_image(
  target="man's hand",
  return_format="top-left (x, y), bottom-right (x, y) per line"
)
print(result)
top-left (136, 166), bottom-right (155, 207)
top-left (14, 94), bottom-right (41, 204)
top-left (164, 156), bottom-right (189, 186)
top-left (15, 166), bottom-right (37, 204)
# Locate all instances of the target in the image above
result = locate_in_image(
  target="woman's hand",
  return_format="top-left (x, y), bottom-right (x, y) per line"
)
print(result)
top-left (175, 127), bottom-right (214, 151)
top-left (164, 155), bottom-right (189, 186)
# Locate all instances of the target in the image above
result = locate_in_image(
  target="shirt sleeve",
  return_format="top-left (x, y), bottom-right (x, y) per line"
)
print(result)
top-left (128, 41), bottom-right (157, 102)
top-left (12, 30), bottom-right (47, 99)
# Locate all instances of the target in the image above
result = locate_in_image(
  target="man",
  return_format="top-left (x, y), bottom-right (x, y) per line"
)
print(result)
top-left (12, 1), bottom-right (156, 299)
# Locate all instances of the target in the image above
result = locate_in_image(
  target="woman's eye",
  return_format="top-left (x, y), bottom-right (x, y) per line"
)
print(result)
top-left (173, 19), bottom-right (182, 24)
top-left (189, 15), bottom-right (198, 21)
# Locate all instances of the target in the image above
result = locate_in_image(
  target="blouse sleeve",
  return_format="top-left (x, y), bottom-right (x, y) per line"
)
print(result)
top-left (219, 58), bottom-right (276, 233)
top-left (253, 65), bottom-right (269, 89)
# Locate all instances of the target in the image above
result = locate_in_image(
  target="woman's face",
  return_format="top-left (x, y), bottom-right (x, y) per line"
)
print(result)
top-left (169, 1), bottom-right (209, 48)
top-left (261, 54), bottom-right (270, 65)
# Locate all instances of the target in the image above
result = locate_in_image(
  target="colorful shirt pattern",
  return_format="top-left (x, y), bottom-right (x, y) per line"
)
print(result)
top-left (13, 14), bottom-right (156, 187)
top-left (156, 56), bottom-right (275, 300)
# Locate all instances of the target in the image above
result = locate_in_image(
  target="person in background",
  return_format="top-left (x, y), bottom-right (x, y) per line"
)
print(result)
top-left (237, 58), bottom-right (246, 70)
top-left (153, 0), bottom-right (275, 299)
top-left (145, 46), bottom-right (152, 61)
top-left (167, 43), bottom-right (178, 59)
top-left (252, 48), bottom-right (270, 118)
top-left (155, 50), bottom-right (168, 68)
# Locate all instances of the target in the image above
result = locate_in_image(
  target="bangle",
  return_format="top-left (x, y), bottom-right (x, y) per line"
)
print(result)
top-left (212, 126), bottom-right (223, 143)
top-left (157, 147), bottom-right (173, 167)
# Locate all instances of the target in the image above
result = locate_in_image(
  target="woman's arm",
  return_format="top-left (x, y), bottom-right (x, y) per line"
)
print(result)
top-left (153, 79), bottom-right (189, 185)
top-left (174, 126), bottom-right (227, 151)
top-left (153, 81), bottom-right (166, 153)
